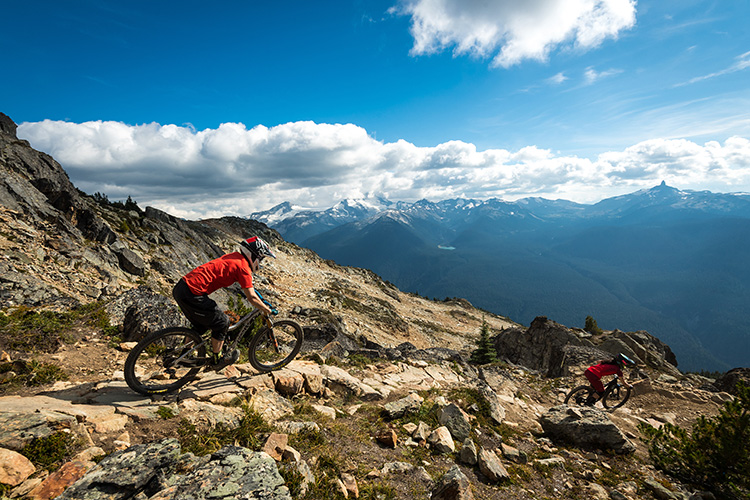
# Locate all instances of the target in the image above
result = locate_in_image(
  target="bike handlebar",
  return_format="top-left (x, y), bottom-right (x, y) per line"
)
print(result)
top-left (254, 290), bottom-right (278, 316)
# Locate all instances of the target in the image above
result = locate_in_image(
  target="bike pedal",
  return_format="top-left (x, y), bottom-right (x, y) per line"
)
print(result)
top-left (225, 348), bottom-right (240, 365)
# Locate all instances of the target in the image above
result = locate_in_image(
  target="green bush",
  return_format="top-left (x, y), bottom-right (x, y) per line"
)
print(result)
top-left (0, 359), bottom-right (68, 390)
top-left (20, 431), bottom-right (79, 471)
top-left (470, 320), bottom-right (497, 365)
top-left (640, 382), bottom-right (750, 499)
top-left (177, 405), bottom-right (271, 456)
top-left (584, 315), bottom-right (603, 335)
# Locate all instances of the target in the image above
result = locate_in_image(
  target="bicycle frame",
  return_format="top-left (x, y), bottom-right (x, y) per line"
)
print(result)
top-left (170, 307), bottom-right (272, 367)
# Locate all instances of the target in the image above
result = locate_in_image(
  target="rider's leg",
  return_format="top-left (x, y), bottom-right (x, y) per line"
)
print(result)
top-left (211, 338), bottom-right (224, 356)
top-left (208, 315), bottom-right (230, 366)
top-left (173, 279), bottom-right (229, 364)
top-left (584, 368), bottom-right (605, 402)
top-left (173, 279), bottom-right (215, 336)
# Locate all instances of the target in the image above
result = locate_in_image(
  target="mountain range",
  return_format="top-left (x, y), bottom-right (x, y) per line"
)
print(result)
top-left (251, 183), bottom-right (750, 372)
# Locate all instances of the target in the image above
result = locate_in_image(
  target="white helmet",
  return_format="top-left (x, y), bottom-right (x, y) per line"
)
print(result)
top-left (239, 236), bottom-right (276, 263)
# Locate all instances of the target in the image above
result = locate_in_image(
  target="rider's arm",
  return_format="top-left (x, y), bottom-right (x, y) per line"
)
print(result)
top-left (614, 366), bottom-right (633, 388)
top-left (242, 287), bottom-right (272, 315)
top-left (619, 369), bottom-right (633, 388)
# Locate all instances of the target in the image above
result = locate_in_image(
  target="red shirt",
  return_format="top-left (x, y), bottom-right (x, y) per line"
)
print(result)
top-left (183, 252), bottom-right (253, 295)
top-left (587, 362), bottom-right (624, 379)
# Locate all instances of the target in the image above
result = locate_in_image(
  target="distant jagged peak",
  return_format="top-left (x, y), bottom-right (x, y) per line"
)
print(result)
top-left (332, 193), bottom-right (393, 212)
top-left (248, 201), bottom-right (307, 225)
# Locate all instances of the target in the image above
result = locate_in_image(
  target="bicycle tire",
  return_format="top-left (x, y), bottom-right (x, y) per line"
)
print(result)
top-left (601, 384), bottom-right (632, 410)
top-left (248, 319), bottom-right (303, 372)
top-left (564, 385), bottom-right (596, 407)
top-left (124, 327), bottom-right (206, 395)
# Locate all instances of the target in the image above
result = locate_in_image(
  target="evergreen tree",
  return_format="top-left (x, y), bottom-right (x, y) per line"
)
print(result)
top-left (470, 320), bottom-right (497, 365)
top-left (92, 192), bottom-right (110, 205)
top-left (124, 195), bottom-right (141, 213)
top-left (584, 315), bottom-right (603, 335)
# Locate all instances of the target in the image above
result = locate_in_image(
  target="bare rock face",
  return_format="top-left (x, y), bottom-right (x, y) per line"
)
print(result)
top-left (713, 367), bottom-right (750, 395)
top-left (493, 316), bottom-right (594, 377)
top-left (0, 112), bottom-right (281, 311)
top-left (493, 316), bottom-right (680, 378)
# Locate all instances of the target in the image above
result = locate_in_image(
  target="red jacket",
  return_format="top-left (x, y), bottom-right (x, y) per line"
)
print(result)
top-left (587, 361), bottom-right (623, 379)
top-left (183, 252), bottom-right (253, 295)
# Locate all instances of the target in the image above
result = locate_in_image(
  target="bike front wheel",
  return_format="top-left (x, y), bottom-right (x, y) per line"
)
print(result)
top-left (248, 319), bottom-right (303, 372)
top-left (601, 385), bottom-right (632, 410)
top-left (564, 385), bottom-right (596, 407)
top-left (124, 327), bottom-right (206, 395)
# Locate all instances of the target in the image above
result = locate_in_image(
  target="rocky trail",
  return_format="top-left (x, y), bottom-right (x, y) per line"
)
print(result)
top-left (0, 322), bottom-right (734, 500)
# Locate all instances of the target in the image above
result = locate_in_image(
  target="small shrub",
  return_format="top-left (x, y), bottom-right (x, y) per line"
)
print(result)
top-left (347, 353), bottom-right (374, 369)
top-left (359, 482), bottom-right (398, 500)
top-left (0, 359), bottom-right (68, 389)
top-left (277, 465), bottom-right (306, 498)
top-left (25, 360), bottom-right (69, 386)
top-left (177, 405), bottom-right (271, 456)
top-left (20, 431), bottom-right (79, 471)
top-left (640, 382), bottom-right (750, 499)
top-left (584, 315), bottom-right (603, 335)
top-left (227, 295), bottom-right (253, 318)
top-left (156, 406), bottom-right (176, 419)
top-left (298, 452), bottom-right (348, 499)
top-left (288, 426), bottom-right (327, 451)
top-left (0, 307), bottom-right (75, 352)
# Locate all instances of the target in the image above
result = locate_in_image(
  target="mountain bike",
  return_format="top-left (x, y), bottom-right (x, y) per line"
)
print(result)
top-left (124, 293), bottom-right (303, 396)
top-left (564, 375), bottom-right (632, 410)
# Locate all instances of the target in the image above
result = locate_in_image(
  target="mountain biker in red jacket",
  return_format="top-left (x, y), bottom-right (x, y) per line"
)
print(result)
top-left (172, 236), bottom-right (275, 370)
top-left (584, 353), bottom-right (635, 402)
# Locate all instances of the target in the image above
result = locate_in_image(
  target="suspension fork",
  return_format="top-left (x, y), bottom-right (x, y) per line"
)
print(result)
top-left (263, 316), bottom-right (280, 351)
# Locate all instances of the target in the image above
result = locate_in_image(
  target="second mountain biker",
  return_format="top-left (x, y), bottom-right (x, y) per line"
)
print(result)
top-left (584, 353), bottom-right (635, 404)
top-left (172, 236), bottom-right (275, 371)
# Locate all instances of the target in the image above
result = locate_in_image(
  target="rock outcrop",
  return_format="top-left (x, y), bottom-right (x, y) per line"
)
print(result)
top-left (712, 367), bottom-right (750, 395)
top-left (540, 405), bottom-right (636, 454)
top-left (55, 438), bottom-right (291, 500)
top-left (493, 316), bottom-right (681, 378)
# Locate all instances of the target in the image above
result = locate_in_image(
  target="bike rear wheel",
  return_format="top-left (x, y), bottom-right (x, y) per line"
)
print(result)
top-left (248, 319), bottom-right (303, 372)
top-left (124, 327), bottom-right (206, 395)
top-left (601, 384), bottom-right (631, 410)
top-left (564, 385), bottom-right (596, 407)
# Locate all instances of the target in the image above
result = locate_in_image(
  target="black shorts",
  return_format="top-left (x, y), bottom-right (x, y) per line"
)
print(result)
top-left (172, 278), bottom-right (230, 341)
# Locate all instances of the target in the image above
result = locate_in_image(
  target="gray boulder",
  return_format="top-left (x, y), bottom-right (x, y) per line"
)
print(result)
top-left (56, 439), bottom-right (182, 499)
top-left (439, 403), bottom-right (472, 442)
top-left (540, 405), bottom-right (636, 454)
top-left (383, 392), bottom-right (424, 420)
top-left (493, 316), bottom-right (593, 377)
top-left (122, 297), bottom-right (186, 342)
top-left (431, 465), bottom-right (475, 500)
top-left (56, 439), bottom-right (291, 500)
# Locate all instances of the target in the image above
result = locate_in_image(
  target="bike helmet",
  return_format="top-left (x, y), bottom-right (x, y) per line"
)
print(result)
top-left (240, 236), bottom-right (276, 263)
top-left (616, 353), bottom-right (635, 366)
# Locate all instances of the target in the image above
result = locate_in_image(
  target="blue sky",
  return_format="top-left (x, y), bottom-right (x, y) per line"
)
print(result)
top-left (3, 0), bottom-right (750, 218)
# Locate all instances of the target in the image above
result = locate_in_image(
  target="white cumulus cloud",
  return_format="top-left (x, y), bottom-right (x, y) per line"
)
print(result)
top-left (392, 0), bottom-right (637, 67)
top-left (17, 120), bottom-right (750, 219)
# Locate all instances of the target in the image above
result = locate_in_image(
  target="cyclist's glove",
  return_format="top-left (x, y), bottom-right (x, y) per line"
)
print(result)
top-left (255, 290), bottom-right (278, 315)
